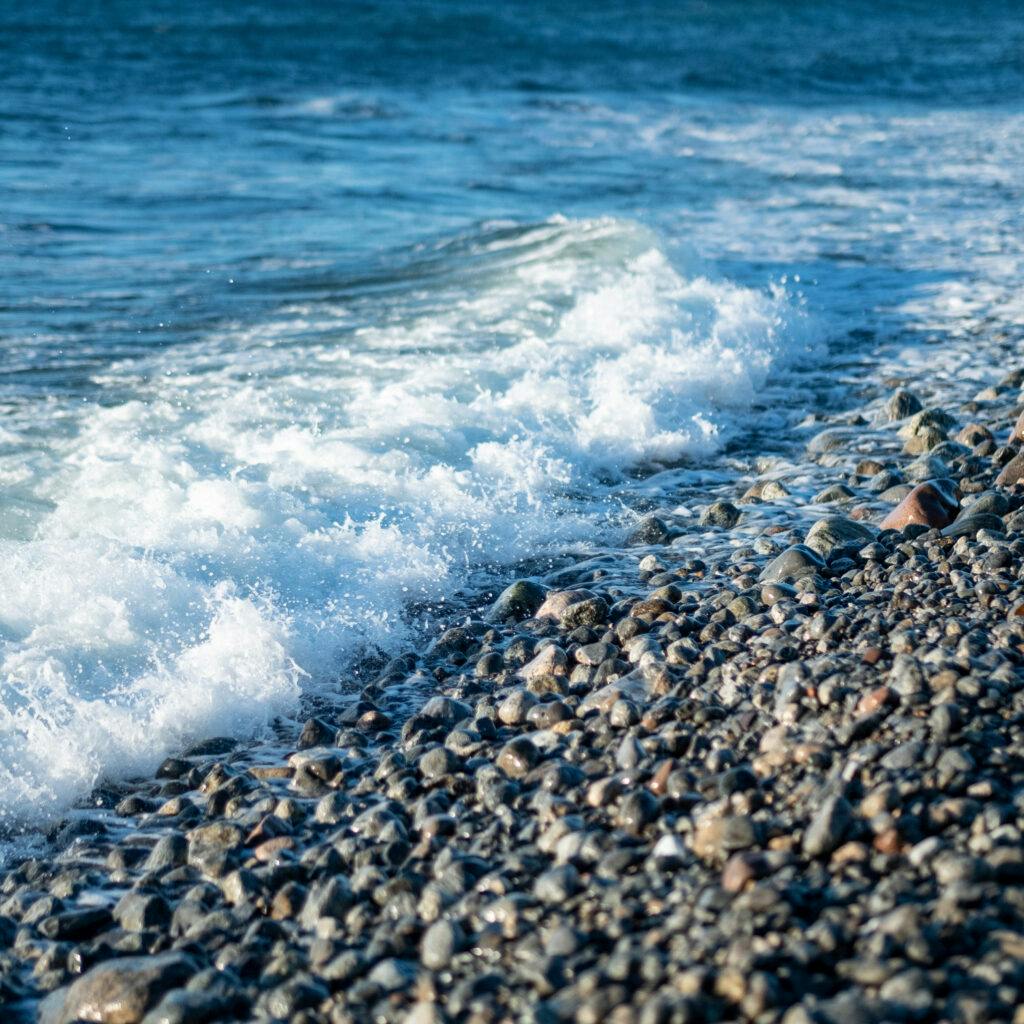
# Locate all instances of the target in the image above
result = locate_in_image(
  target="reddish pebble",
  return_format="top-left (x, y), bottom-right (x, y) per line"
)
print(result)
top-left (648, 758), bottom-right (675, 796)
top-left (861, 646), bottom-right (883, 666)
top-left (873, 829), bottom-right (903, 855)
top-left (254, 836), bottom-right (296, 862)
top-left (245, 814), bottom-right (289, 847)
top-left (856, 686), bottom-right (893, 716)
top-left (721, 852), bottom-right (763, 893)
top-left (879, 479), bottom-right (958, 531)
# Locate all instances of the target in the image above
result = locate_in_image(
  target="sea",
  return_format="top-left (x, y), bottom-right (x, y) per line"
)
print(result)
top-left (2, 0), bottom-right (1023, 838)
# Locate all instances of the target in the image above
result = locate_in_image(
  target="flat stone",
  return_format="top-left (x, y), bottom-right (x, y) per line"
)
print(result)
top-left (692, 816), bottom-right (758, 862)
top-left (941, 512), bottom-right (1005, 539)
top-left (804, 516), bottom-right (874, 558)
top-left (758, 544), bottom-right (825, 583)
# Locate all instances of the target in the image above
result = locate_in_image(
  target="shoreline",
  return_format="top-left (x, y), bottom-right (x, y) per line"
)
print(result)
top-left (6, 357), bottom-right (1024, 1022)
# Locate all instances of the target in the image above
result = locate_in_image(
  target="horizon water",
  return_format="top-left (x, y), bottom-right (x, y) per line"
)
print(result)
top-left (2, 1), bottom-right (1024, 836)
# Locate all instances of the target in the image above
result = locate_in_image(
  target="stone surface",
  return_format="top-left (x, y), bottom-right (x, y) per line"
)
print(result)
top-left (40, 954), bottom-right (196, 1024)
top-left (878, 479), bottom-right (959, 531)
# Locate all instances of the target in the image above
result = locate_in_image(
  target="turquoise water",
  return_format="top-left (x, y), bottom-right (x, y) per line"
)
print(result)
top-left (1, 1), bottom-right (1023, 828)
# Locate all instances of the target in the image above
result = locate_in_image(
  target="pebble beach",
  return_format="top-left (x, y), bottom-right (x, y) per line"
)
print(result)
top-left (6, 343), bottom-right (1024, 1024)
top-left (6, 3), bottom-right (1024, 1023)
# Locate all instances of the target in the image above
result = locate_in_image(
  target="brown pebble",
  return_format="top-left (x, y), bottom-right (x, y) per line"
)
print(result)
top-left (358, 710), bottom-right (392, 731)
top-left (793, 743), bottom-right (826, 765)
top-left (856, 685), bottom-right (893, 716)
top-left (873, 829), bottom-right (904, 855)
top-left (1008, 410), bottom-right (1024, 445)
top-left (861, 646), bottom-right (884, 666)
top-left (254, 836), bottom-right (296, 862)
top-left (879, 479), bottom-right (958, 531)
top-left (997, 451), bottom-right (1024, 487)
top-left (958, 422), bottom-right (994, 447)
top-left (721, 851), bottom-right (763, 893)
top-left (648, 759), bottom-right (675, 796)
top-left (832, 841), bottom-right (869, 864)
top-left (245, 815), bottom-right (289, 846)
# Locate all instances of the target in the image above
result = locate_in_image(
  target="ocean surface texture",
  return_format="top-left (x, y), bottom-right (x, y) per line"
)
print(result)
top-left (1, 1), bottom-right (1023, 832)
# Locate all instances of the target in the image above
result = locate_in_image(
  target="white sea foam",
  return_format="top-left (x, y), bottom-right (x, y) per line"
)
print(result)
top-left (0, 217), bottom-right (815, 828)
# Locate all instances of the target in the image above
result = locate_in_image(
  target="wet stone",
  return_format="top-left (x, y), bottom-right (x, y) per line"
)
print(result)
top-left (700, 500), bottom-right (740, 528)
top-left (759, 544), bottom-right (826, 583)
top-left (39, 953), bottom-right (197, 1024)
top-left (486, 579), bottom-right (548, 622)
top-left (497, 737), bottom-right (539, 777)
top-left (627, 515), bottom-right (674, 546)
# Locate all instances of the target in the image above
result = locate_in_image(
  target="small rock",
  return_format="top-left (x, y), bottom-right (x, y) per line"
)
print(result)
top-left (886, 389), bottom-right (923, 421)
top-left (700, 501), bottom-right (740, 529)
top-left (692, 816), bottom-right (758, 862)
top-left (803, 795), bottom-right (853, 859)
top-left (534, 864), bottom-right (582, 903)
top-left (420, 919), bottom-right (465, 970)
top-left (497, 737), bottom-right (539, 778)
top-left (996, 452), bottom-right (1024, 487)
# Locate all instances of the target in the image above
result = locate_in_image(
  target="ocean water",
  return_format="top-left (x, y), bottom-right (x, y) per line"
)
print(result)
top-left (2, 1), bottom-right (1023, 833)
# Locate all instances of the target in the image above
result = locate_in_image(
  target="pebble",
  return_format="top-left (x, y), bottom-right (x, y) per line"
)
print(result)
top-left (39, 953), bottom-right (197, 1024)
top-left (879, 478), bottom-right (959, 530)
top-left (802, 794), bottom-right (853, 859)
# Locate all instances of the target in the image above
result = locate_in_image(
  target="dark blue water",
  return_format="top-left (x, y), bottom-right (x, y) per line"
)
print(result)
top-left (1, 1), bottom-right (1023, 828)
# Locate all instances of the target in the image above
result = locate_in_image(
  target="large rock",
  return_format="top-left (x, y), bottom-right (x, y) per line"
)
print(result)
top-left (807, 428), bottom-right (855, 456)
top-left (40, 953), bottom-right (197, 1024)
top-left (997, 452), bottom-right (1024, 487)
top-left (885, 389), bottom-right (923, 421)
top-left (626, 515), bottom-right (674, 546)
top-left (485, 580), bottom-right (547, 623)
top-left (518, 643), bottom-right (568, 682)
top-left (897, 408), bottom-right (956, 441)
top-left (534, 589), bottom-right (594, 622)
top-left (700, 500), bottom-right (740, 529)
top-left (804, 516), bottom-right (874, 558)
top-left (1009, 409), bottom-right (1024, 444)
top-left (879, 479), bottom-right (958, 531)
top-left (758, 544), bottom-right (825, 583)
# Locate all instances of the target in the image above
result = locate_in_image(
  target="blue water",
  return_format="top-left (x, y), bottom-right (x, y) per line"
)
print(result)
top-left (2, 1), bottom-right (1023, 829)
